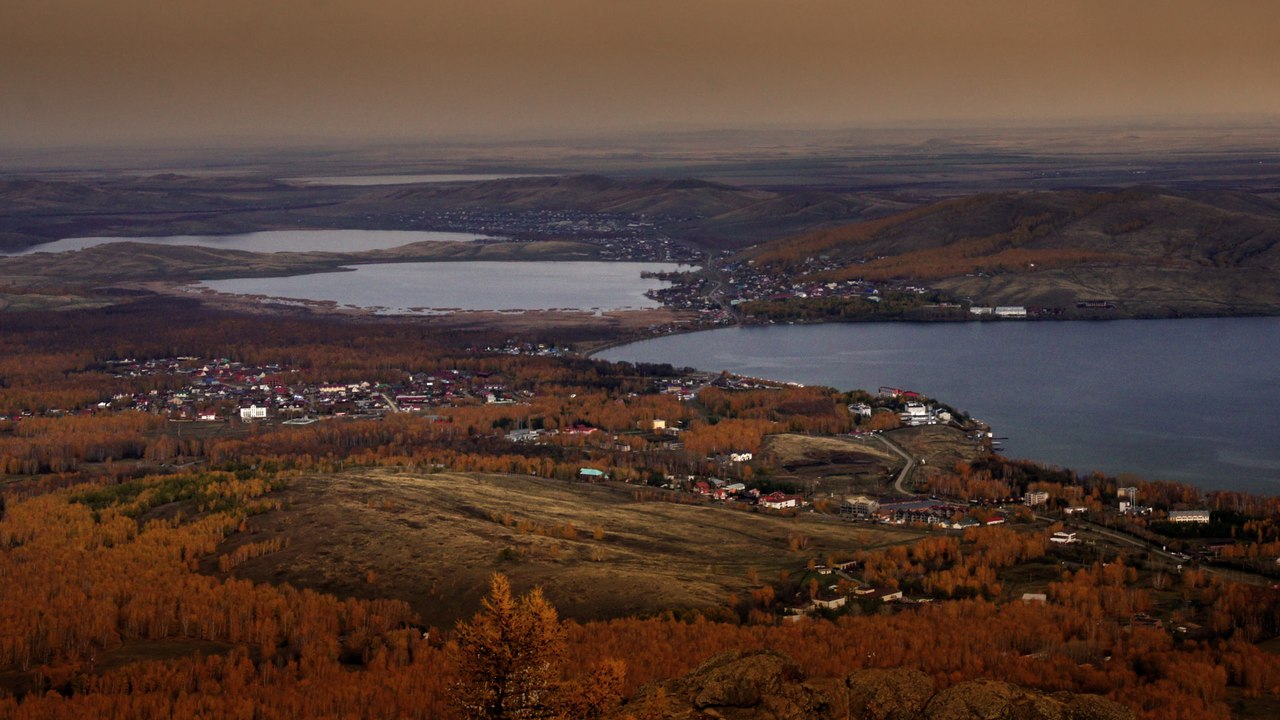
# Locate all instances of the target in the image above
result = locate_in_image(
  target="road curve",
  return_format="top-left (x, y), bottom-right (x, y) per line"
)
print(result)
top-left (874, 433), bottom-right (917, 496)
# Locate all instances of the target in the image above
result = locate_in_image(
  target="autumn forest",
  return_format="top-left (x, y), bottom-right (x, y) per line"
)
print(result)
top-left (2, 299), bottom-right (1280, 720)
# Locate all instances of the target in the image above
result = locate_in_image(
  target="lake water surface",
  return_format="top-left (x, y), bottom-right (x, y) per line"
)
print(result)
top-left (200, 261), bottom-right (685, 313)
top-left (597, 319), bottom-right (1280, 493)
top-left (10, 229), bottom-right (489, 256)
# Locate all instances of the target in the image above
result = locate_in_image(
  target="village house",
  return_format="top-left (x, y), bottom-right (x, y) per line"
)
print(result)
top-left (840, 495), bottom-right (881, 519)
top-left (758, 491), bottom-right (802, 510)
top-left (812, 593), bottom-right (847, 610)
top-left (868, 588), bottom-right (904, 603)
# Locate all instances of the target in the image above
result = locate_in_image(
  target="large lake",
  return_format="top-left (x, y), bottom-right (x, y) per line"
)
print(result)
top-left (9, 229), bottom-right (489, 256)
top-left (598, 319), bottom-right (1280, 493)
top-left (200, 261), bottom-right (685, 313)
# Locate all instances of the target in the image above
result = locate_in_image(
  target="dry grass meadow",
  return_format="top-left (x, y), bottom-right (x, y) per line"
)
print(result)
top-left (215, 469), bottom-right (925, 627)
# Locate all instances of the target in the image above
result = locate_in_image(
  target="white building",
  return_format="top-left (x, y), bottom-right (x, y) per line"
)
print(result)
top-left (994, 306), bottom-right (1028, 318)
top-left (239, 405), bottom-right (268, 421)
top-left (900, 402), bottom-right (936, 426)
top-left (1168, 510), bottom-right (1211, 524)
top-left (759, 492), bottom-right (800, 510)
top-left (1024, 491), bottom-right (1050, 507)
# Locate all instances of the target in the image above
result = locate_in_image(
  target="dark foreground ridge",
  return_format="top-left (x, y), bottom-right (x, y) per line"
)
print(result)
top-left (612, 650), bottom-right (1134, 720)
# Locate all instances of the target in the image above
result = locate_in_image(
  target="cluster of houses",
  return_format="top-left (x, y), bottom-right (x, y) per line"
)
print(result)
top-left (649, 253), bottom-right (942, 315)
top-left (481, 341), bottom-right (571, 358)
top-left (16, 357), bottom-right (525, 425)
top-left (840, 495), bottom-right (1009, 529)
top-left (712, 256), bottom-right (887, 307)
top-left (686, 478), bottom-right (803, 509)
top-left (401, 206), bottom-right (704, 263)
top-left (660, 378), bottom-right (704, 402)
top-left (1113, 487), bottom-right (1212, 523)
top-left (783, 561), bottom-right (911, 622)
top-left (898, 401), bottom-right (952, 427)
top-left (98, 358), bottom-right (314, 420)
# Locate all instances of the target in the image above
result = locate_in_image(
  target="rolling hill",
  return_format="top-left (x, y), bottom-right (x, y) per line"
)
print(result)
top-left (743, 189), bottom-right (1280, 315)
top-left (0, 174), bottom-right (906, 254)
top-left (346, 174), bottom-right (906, 248)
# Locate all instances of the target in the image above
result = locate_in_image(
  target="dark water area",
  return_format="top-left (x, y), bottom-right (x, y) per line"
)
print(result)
top-left (599, 318), bottom-right (1280, 494)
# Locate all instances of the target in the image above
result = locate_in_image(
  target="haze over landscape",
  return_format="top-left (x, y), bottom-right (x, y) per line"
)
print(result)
top-left (3, 0), bottom-right (1280, 149)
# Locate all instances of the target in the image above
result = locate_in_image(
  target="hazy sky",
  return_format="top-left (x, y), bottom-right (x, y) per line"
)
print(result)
top-left (3, 0), bottom-right (1279, 149)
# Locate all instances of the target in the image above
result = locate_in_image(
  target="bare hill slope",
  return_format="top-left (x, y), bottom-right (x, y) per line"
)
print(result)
top-left (744, 189), bottom-right (1280, 314)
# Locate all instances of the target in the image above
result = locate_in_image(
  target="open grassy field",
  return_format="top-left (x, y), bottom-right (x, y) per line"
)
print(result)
top-left (213, 469), bottom-right (926, 628)
top-left (888, 425), bottom-right (988, 485)
top-left (761, 433), bottom-right (900, 496)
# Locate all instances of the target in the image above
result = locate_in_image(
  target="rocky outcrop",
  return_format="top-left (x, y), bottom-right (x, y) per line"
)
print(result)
top-left (612, 650), bottom-right (830, 720)
top-left (840, 667), bottom-right (936, 720)
top-left (920, 679), bottom-right (1135, 720)
top-left (607, 651), bottom-right (1134, 720)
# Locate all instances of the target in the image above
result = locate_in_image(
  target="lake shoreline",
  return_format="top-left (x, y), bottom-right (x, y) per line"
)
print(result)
top-left (595, 318), bottom-right (1280, 493)
top-left (582, 306), bottom-right (1280, 359)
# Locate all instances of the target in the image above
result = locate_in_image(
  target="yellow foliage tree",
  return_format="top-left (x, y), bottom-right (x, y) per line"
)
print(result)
top-left (453, 574), bottom-right (565, 720)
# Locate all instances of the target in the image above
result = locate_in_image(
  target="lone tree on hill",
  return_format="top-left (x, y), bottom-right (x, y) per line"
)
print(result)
top-left (454, 574), bottom-right (567, 720)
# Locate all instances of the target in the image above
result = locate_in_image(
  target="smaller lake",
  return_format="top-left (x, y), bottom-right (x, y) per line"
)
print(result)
top-left (8, 230), bottom-right (490, 256)
top-left (199, 261), bottom-right (687, 313)
top-left (286, 174), bottom-right (549, 186)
